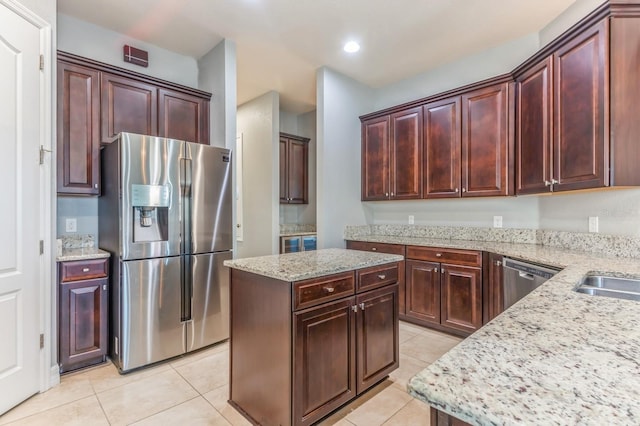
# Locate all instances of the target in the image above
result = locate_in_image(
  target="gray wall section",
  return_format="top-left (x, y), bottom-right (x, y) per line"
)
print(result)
top-left (279, 110), bottom-right (317, 226)
top-left (57, 13), bottom-right (198, 87)
top-left (316, 68), bottom-right (374, 249)
top-left (236, 91), bottom-right (280, 257)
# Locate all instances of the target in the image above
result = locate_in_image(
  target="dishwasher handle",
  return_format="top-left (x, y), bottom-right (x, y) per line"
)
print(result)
top-left (518, 271), bottom-right (535, 280)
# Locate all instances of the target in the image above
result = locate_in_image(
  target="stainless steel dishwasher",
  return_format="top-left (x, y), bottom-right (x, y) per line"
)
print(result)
top-left (502, 257), bottom-right (560, 310)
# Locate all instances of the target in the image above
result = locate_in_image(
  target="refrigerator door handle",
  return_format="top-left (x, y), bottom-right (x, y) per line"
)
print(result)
top-left (181, 254), bottom-right (193, 322)
top-left (180, 158), bottom-right (193, 254)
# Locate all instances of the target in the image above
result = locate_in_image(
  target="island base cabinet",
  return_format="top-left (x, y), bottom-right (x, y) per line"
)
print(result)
top-left (431, 407), bottom-right (472, 426)
top-left (294, 298), bottom-right (356, 426)
top-left (440, 265), bottom-right (482, 333)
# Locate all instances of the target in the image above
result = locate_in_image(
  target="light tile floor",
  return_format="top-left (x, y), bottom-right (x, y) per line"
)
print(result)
top-left (0, 322), bottom-right (462, 426)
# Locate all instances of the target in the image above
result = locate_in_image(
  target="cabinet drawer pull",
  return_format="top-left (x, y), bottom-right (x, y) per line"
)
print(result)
top-left (323, 286), bottom-right (335, 293)
top-left (82, 267), bottom-right (90, 272)
top-left (103, 284), bottom-right (107, 291)
top-left (435, 253), bottom-right (442, 257)
top-left (359, 302), bottom-right (365, 310)
top-left (377, 274), bottom-right (386, 280)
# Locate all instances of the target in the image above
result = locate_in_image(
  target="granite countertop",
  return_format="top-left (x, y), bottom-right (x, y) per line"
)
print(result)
top-left (345, 234), bottom-right (640, 425)
top-left (279, 231), bottom-right (317, 237)
top-left (224, 248), bottom-right (403, 282)
top-left (56, 247), bottom-right (111, 262)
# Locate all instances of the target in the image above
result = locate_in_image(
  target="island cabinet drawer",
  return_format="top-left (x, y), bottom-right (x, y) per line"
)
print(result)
top-left (406, 246), bottom-right (482, 267)
top-left (293, 271), bottom-right (355, 310)
top-left (357, 263), bottom-right (399, 293)
top-left (59, 258), bottom-right (109, 282)
top-left (346, 240), bottom-right (405, 256)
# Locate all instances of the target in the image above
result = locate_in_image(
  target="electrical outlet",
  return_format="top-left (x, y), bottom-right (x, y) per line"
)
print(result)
top-left (408, 215), bottom-right (415, 225)
top-left (493, 216), bottom-right (503, 228)
top-left (65, 218), bottom-right (77, 233)
top-left (588, 216), bottom-right (599, 233)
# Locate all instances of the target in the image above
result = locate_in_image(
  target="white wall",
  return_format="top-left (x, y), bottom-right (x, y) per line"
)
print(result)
top-left (236, 91), bottom-right (280, 257)
top-left (198, 39), bottom-right (237, 149)
top-left (279, 110), bottom-right (317, 225)
top-left (316, 68), bottom-right (374, 248)
top-left (539, 0), bottom-right (606, 47)
top-left (57, 13), bottom-right (198, 87)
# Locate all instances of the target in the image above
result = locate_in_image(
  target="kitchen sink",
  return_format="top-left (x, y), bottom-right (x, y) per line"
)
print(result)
top-left (574, 275), bottom-right (640, 301)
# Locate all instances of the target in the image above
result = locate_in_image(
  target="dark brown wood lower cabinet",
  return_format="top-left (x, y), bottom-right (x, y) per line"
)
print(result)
top-left (440, 265), bottom-right (482, 333)
top-left (230, 265), bottom-right (400, 426)
top-left (405, 260), bottom-right (440, 326)
top-left (58, 259), bottom-right (109, 373)
top-left (483, 252), bottom-right (504, 324)
top-left (294, 298), bottom-right (356, 425)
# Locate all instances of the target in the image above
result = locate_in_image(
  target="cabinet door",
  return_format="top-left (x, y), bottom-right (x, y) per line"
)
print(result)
top-left (423, 97), bottom-right (461, 198)
top-left (356, 285), bottom-right (399, 394)
top-left (57, 61), bottom-right (100, 195)
top-left (287, 137), bottom-right (309, 204)
top-left (516, 57), bottom-right (553, 195)
top-left (294, 297), bottom-right (356, 426)
top-left (158, 88), bottom-right (209, 144)
top-left (553, 20), bottom-right (607, 191)
top-left (484, 253), bottom-right (503, 324)
top-left (390, 107), bottom-right (422, 199)
top-left (59, 278), bottom-right (108, 373)
top-left (101, 73), bottom-right (158, 143)
top-left (361, 116), bottom-right (390, 200)
top-left (279, 137), bottom-right (288, 203)
top-left (440, 264), bottom-right (482, 334)
top-left (461, 83), bottom-right (512, 197)
top-left (405, 260), bottom-right (440, 326)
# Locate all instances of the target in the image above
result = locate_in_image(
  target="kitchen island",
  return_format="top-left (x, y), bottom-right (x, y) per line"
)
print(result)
top-left (224, 248), bottom-right (403, 426)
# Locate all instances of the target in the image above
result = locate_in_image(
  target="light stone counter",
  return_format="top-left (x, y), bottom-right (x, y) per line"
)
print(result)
top-left (224, 248), bottom-right (403, 282)
top-left (56, 247), bottom-right (111, 262)
top-left (345, 231), bottom-right (640, 424)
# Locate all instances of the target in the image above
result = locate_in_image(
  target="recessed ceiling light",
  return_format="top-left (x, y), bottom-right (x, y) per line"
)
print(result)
top-left (343, 41), bottom-right (360, 53)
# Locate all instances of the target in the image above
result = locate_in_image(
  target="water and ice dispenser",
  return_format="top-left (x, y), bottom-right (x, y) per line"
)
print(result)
top-left (131, 184), bottom-right (171, 242)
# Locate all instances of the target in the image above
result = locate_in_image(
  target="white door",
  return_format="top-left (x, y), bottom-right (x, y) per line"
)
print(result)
top-left (0, 2), bottom-right (43, 415)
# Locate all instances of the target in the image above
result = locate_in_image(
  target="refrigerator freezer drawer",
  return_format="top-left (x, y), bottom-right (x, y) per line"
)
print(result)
top-left (188, 251), bottom-right (231, 351)
top-left (120, 257), bottom-right (185, 372)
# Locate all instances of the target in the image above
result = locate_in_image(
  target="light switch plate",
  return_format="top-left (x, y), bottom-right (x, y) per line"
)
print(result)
top-left (493, 216), bottom-right (503, 228)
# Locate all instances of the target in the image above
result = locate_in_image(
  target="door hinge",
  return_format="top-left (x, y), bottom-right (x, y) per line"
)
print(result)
top-left (39, 145), bottom-right (52, 165)
top-left (40, 333), bottom-right (44, 349)
top-left (39, 240), bottom-right (44, 255)
top-left (39, 54), bottom-right (44, 70)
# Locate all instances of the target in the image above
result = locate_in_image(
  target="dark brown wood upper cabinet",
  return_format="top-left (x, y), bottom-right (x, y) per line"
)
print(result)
top-left (461, 82), bottom-right (513, 197)
top-left (101, 73), bottom-right (158, 143)
top-left (390, 107), bottom-right (423, 199)
top-left (516, 57), bottom-right (553, 195)
top-left (280, 132), bottom-right (309, 204)
top-left (423, 98), bottom-right (461, 198)
top-left (361, 116), bottom-right (391, 200)
top-left (361, 108), bottom-right (422, 201)
top-left (553, 20), bottom-right (607, 192)
top-left (158, 88), bottom-right (209, 144)
top-left (57, 61), bottom-right (101, 195)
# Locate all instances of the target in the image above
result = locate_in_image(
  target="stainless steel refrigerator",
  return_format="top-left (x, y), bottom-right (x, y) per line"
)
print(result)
top-left (99, 133), bottom-right (232, 373)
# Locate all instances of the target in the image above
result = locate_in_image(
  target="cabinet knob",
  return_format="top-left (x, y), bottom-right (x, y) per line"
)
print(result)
top-left (323, 286), bottom-right (335, 294)
top-left (352, 305), bottom-right (358, 312)
top-left (94, 184), bottom-right (98, 189)
top-left (103, 284), bottom-right (107, 291)
top-left (359, 302), bottom-right (365, 310)
top-left (496, 260), bottom-right (502, 266)
top-left (385, 192), bottom-right (389, 197)
top-left (390, 192), bottom-right (394, 196)
top-left (544, 180), bottom-right (551, 187)
top-left (82, 267), bottom-right (90, 272)
top-left (371, 247), bottom-right (377, 251)
top-left (551, 179), bottom-right (559, 185)
top-left (435, 253), bottom-right (442, 257)
top-left (455, 188), bottom-right (459, 193)
top-left (434, 267), bottom-right (438, 273)
top-left (462, 188), bottom-right (467, 193)
top-left (377, 274), bottom-right (386, 280)
top-left (441, 269), bottom-right (445, 274)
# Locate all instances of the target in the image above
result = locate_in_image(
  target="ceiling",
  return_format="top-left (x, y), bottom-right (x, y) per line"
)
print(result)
top-left (57, 0), bottom-right (576, 114)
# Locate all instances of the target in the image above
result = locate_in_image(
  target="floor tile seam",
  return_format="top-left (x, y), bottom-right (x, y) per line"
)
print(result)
top-left (171, 364), bottom-right (205, 396)
top-left (125, 395), bottom-right (203, 425)
top-left (378, 396), bottom-right (414, 426)
top-left (201, 394), bottom-right (233, 425)
top-left (91, 392), bottom-right (113, 425)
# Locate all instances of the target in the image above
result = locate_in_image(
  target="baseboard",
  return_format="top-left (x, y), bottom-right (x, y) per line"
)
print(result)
top-left (49, 365), bottom-right (60, 388)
